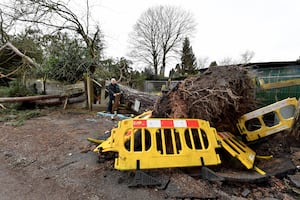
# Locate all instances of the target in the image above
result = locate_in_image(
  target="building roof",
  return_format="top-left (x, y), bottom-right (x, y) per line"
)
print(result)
top-left (243, 60), bottom-right (300, 69)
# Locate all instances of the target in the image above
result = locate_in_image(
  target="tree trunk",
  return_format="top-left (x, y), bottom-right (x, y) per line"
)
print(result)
top-left (119, 85), bottom-right (159, 114)
top-left (160, 53), bottom-right (166, 76)
top-left (0, 95), bottom-right (61, 103)
top-left (153, 54), bottom-right (158, 75)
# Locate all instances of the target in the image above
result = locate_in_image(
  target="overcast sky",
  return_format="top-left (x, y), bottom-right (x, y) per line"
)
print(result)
top-left (83, 0), bottom-right (300, 70)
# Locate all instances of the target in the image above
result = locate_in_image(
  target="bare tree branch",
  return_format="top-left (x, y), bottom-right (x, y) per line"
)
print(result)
top-left (0, 42), bottom-right (39, 68)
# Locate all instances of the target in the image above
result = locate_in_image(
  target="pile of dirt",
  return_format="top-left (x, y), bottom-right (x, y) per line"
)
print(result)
top-left (153, 65), bottom-right (257, 133)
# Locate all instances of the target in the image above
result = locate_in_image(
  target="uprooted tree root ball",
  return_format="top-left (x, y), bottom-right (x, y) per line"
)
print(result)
top-left (153, 65), bottom-right (258, 133)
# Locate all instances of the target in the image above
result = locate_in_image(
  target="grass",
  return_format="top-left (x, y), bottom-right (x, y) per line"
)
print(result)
top-left (0, 109), bottom-right (43, 126)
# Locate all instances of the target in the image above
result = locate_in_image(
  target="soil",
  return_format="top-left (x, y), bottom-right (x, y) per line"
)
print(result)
top-left (1, 107), bottom-right (300, 200)
top-left (0, 108), bottom-right (166, 200)
top-left (153, 66), bottom-right (257, 133)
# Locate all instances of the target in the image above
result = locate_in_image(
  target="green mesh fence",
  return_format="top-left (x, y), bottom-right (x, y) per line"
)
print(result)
top-left (250, 65), bottom-right (300, 106)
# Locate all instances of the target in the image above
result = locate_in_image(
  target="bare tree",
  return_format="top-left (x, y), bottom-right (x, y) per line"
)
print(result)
top-left (129, 8), bottom-right (162, 75)
top-left (129, 5), bottom-right (196, 76)
top-left (1, 0), bottom-right (103, 68)
top-left (219, 57), bottom-right (237, 66)
top-left (0, 9), bottom-right (11, 43)
top-left (240, 50), bottom-right (255, 64)
top-left (197, 56), bottom-right (209, 69)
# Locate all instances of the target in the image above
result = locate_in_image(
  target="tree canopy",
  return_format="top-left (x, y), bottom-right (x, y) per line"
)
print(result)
top-left (1, 0), bottom-right (103, 71)
top-left (129, 5), bottom-right (196, 77)
top-left (0, 0), bottom-right (105, 84)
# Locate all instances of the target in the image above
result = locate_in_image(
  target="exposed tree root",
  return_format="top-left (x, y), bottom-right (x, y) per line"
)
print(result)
top-left (153, 66), bottom-right (257, 133)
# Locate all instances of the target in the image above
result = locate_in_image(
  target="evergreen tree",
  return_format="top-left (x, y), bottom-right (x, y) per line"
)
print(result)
top-left (180, 37), bottom-right (197, 75)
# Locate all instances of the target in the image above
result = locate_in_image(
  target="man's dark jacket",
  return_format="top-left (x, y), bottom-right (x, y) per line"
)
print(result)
top-left (108, 83), bottom-right (120, 98)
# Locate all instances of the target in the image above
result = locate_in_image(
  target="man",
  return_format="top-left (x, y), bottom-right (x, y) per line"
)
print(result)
top-left (107, 78), bottom-right (120, 113)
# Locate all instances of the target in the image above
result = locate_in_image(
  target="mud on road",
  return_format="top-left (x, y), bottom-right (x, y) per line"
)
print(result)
top-left (0, 109), bottom-right (166, 200)
top-left (0, 108), bottom-right (300, 200)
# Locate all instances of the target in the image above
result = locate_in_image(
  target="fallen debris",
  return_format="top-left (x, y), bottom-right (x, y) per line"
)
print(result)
top-left (288, 174), bottom-right (300, 188)
top-left (0, 95), bottom-right (61, 103)
top-left (165, 170), bottom-right (218, 199)
top-left (153, 65), bottom-right (257, 133)
top-left (119, 85), bottom-right (159, 114)
top-left (0, 103), bottom-right (6, 109)
top-left (2, 107), bottom-right (300, 199)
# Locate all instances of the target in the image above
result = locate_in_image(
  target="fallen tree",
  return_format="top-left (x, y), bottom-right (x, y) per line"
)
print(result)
top-left (0, 95), bottom-right (61, 103)
top-left (153, 66), bottom-right (258, 133)
top-left (0, 94), bottom-right (86, 108)
top-left (119, 85), bottom-right (159, 113)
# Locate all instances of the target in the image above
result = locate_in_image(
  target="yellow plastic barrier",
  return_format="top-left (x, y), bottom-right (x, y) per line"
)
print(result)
top-left (133, 110), bottom-right (153, 119)
top-left (237, 97), bottom-right (298, 142)
top-left (217, 132), bottom-right (256, 169)
top-left (96, 118), bottom-right (221, 170)
top-left (94, 110), bottom-right (153, 153)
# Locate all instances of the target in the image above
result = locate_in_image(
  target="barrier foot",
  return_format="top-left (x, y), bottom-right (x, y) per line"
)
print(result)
top-left (128, 170), bottom-right (161, 187)
top-left (201, 167), bottom-right (225, 182)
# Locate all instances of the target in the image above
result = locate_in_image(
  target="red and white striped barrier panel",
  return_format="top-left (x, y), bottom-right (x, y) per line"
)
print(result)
top-left (132, 119), bottom-right (200, 128)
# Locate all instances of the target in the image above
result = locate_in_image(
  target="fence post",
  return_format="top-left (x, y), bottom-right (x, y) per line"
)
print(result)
top-left (86, 74), bottom-right (93, 110)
